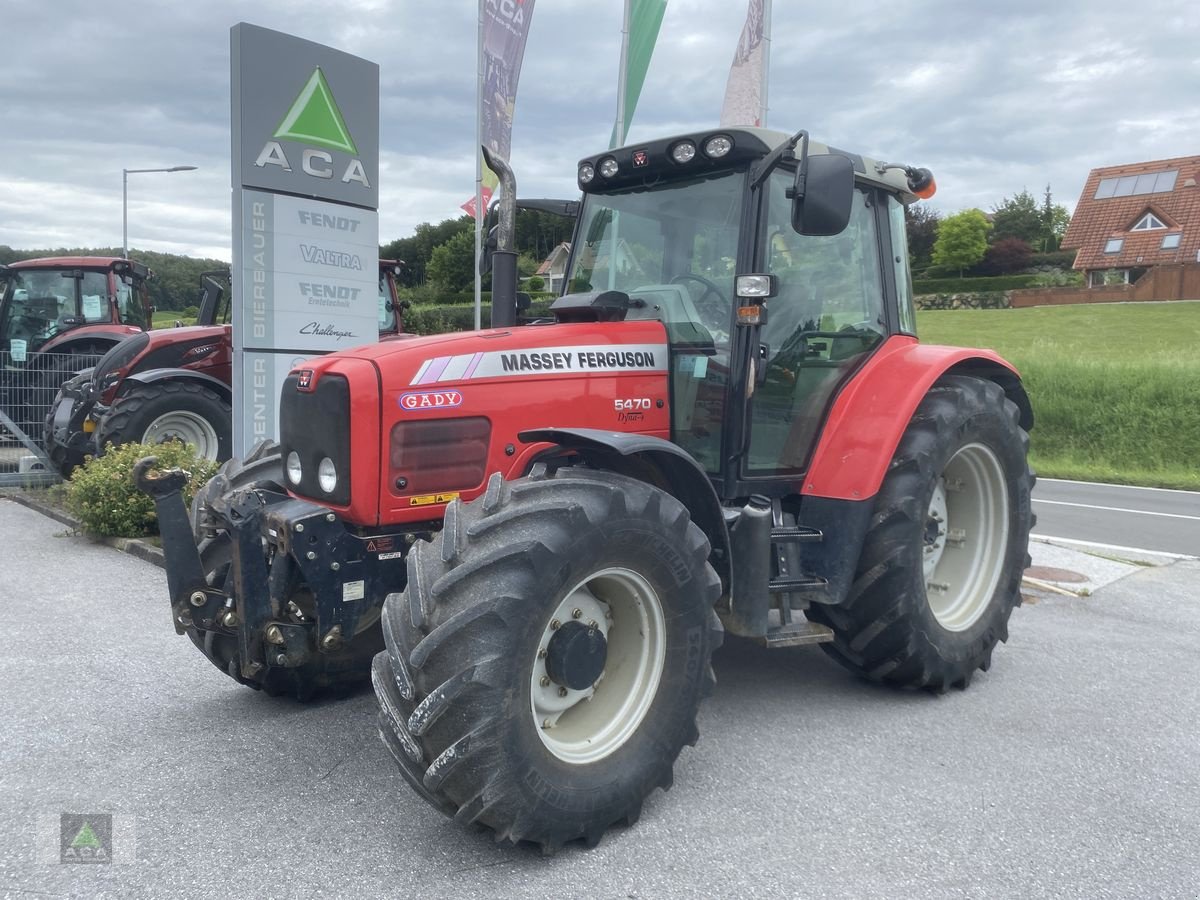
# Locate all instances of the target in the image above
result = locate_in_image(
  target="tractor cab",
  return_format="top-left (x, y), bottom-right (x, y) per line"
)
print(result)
top-left (0, 257), bottom-right (151, 362)
top-left (559, 127), bottom-right (930, 495)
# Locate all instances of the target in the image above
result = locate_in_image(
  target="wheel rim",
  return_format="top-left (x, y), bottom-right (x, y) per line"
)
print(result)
top-left (530, 567), bottom-right (666, 764)
top-left (922, 442), bottom-right (1010, 632)
top-left (141, 411), bottom-right (220, 460)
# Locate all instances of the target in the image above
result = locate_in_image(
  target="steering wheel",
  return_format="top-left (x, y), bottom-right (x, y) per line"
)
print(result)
top-left (669, 274), bottom-right (728, 336)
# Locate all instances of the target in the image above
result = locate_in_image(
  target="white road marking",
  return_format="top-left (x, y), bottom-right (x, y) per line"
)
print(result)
top-left (1038, 478), bottom-right (1199, 496)
top-left (1032, 498), bottom-right (1200, 521)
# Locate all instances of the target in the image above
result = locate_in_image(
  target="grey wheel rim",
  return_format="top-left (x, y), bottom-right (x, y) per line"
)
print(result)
top-left (141, 411), bottom-right (220, 460)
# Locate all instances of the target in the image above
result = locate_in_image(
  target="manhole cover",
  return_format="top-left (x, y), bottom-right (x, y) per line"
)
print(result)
top-left (1024, 565), bottom-right (1088, 584)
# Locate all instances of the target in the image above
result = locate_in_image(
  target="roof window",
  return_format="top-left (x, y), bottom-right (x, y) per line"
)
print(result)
top-left (1094, 170), bottom-right (1178, 199)
top-left (1132, 212), bottom-right (1167, 231)
top-left (1161, 233), bottom-right (1181, 249)
top-left (1104, 238), bottom-right (1124, 253)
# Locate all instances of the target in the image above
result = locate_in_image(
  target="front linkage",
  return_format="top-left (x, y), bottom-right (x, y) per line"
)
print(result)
top-left (133, 453), bottom-right (412, 696)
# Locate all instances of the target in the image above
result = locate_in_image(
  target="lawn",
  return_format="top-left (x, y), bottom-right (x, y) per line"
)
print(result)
top-left (917, 301), bottom-right (1200, 490)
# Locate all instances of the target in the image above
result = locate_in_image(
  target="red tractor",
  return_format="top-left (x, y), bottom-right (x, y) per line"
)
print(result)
top-left (139, 129), bottom-right (1033, 851)
top-left (45, 261), bottom-right (409, 473)
top-left (0, 256), bottom-right (151, 443)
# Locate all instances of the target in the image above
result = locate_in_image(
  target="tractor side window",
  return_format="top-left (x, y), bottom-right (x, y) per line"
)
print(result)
top-left (81, 272), bottom-right (109, 323)
top-left (746, 172), bottom-right (887, 475)
top-left (378, 274), bottom-right (396, 333)
top-left (117, 276), bottom-right (149, 327)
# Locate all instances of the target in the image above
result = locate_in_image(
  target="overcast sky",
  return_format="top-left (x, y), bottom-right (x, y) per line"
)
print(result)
top-left (2, 0), bottom-right (1196, 261)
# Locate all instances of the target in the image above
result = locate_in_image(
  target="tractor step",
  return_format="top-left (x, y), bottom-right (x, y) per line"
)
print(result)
top-left (770, 525), bottom-right (824, 544)
top-left (768, 575), bottom-right (827, 593)
top-left (760, 620), bottom-right (835, 648)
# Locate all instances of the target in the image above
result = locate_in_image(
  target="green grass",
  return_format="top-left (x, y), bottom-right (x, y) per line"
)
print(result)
top-left (151, 311), bottom-right (197, 329)
top-left (917, 302), bottom-right (1200, 490)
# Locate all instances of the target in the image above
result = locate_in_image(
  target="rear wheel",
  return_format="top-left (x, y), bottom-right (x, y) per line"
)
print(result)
top-left (187, 441), bottom-right (383, 699)
top-left (806, 375), bottom-right (1033, 691)
top-left (98, 381), bottom-right (231, 463)
top-left (373, 467), bottom-right (723, 850)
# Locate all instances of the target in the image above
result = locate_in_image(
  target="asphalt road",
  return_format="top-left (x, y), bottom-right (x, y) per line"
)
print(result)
top-left (2, 498), bottom-right (1199, 899)
top-left (1033, 478), bottom-right (1200, 557)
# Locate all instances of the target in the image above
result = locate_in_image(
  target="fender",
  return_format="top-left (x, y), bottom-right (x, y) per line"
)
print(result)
top-left (518, 427), bottom-right (732, 589)
top-left (119, 368), bottom-right (232, 402)
top-left (802, 335), bottom-right (1032, 501)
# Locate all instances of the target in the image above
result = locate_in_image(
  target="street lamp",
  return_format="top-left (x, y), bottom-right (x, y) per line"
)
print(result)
top-left (122, 165), bottom-right (198, 258)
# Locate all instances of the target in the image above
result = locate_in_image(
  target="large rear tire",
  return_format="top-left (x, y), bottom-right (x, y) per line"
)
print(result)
top-left (188, 440), bottom-right (382, 699)
top-left (806, 375), bottom-right (1033, 692)
top-left (373, 467), bottom-right (723, 850)
top-left (98, 381), bottom-right (231, 463)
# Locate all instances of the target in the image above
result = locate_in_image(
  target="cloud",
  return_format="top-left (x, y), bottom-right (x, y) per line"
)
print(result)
top-left (1, 0), bottom-right (1197, 257)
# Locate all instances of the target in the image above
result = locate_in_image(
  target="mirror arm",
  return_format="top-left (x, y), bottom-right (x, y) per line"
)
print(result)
top-left (750, 129), bottom-right (807, 192)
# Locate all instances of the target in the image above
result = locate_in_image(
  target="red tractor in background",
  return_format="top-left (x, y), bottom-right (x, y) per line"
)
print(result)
top-left (45, 261), bottom-right (408, 473)
top-left (139, 128), bottom-right (1034, 851)
top-left (0, 256), bottom-right (152, 445)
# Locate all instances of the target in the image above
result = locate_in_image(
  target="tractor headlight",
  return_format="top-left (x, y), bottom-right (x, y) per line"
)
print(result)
top-left (703, 135), bottom-right (733, 159)
top-left (598, 157), bottom-right (619, 178)
top-left (317, 457), bottom-right (338, 494)
top-left (286, 451), bottom-right (302, 485)
top-left (671, 141), bottom-right (696, 164)
top-left (578, 163), bottom-right (595, 185)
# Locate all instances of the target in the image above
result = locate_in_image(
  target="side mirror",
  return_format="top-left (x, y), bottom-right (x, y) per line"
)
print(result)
top-left (478, 224), bottom-right (499, 276)
top-left (791, 154), bottom-right (854, 236)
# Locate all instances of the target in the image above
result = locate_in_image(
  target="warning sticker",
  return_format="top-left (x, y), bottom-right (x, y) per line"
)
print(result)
top-left (377, 550), bottom-right (404, 561)
top-left (409, 492), bottom-right (460, 507)
top-left (342, 580), bottom-right (365, 602)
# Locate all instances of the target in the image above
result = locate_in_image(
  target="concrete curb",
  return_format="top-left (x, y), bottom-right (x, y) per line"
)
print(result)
top-left (5, 492), bottom-right (166, 569)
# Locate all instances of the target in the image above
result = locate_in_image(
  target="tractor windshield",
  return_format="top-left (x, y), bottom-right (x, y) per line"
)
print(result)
top-left (0, 268), bottom-right (110, 356)
top-left (566, 171), bottom-right (743, 471)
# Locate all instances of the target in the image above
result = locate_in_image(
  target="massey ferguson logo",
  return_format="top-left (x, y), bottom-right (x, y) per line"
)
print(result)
top-left (399, 390), bottom-right (463, 411)
top-left (254, 67), bottom-right (370, 188)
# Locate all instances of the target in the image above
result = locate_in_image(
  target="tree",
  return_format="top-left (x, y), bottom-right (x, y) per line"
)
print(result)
top-left (932, 209), bottom-right (991, 277)
top-left (425, 230), bottom-right (477, 293)
top-left (975, 237), bottom-right (1032, 275)
top-left (1040, 185), bottom-right (1072, 252)
top-left (905, 205), bottom-right (941, 271)
top-left (990, 190), bottom-right (1043, 246)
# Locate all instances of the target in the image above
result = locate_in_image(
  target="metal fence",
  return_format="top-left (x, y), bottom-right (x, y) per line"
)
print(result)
top-left (0, 349), bottom-right (101, 487)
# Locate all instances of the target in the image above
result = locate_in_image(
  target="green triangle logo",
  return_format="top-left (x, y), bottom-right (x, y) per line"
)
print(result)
top-left (71, 822), bottom-right (101, 850)
top-left (273, 67), bottom-right (358, 155)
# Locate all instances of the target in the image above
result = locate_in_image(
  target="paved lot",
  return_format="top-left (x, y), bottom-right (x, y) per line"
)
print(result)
top-left (1, 497), bottom-right (1198, 899)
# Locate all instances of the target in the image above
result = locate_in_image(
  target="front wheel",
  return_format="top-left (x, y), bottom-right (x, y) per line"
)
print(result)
top-left (806, 374), bottom-right (1033, 692)
top-left (98, 381), bottom-right (231, 463)
top-left (373, 467), bottom-right (723, 850)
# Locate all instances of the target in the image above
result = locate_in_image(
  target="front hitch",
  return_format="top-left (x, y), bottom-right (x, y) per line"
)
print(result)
top-left (133, 457), bottom-right (220, 634)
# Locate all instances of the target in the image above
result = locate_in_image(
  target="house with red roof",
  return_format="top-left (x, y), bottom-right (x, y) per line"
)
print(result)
top-left (1062, 154), bottom-right (1200, 286)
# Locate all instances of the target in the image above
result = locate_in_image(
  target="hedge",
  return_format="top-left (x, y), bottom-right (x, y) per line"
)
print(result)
top-left (405, 290), bottom-right (558, 307)
top-left (404, 302), bottom-right (556, 335)
top-left (915, 292), bottom-right (1010, 310)
top-left (913, 274), bottom-right (1041, 294)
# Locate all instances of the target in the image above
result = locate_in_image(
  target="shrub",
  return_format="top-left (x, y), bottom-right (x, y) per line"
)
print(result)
top-left (526, 275), bottom-right (545, 292)
top-left (65, 441), bottom-right (219, 538)
top-left (404, 302), bottom-right (556, 335)
top-left (913, 274), bottom-right (1041, 294)
top-left (973, 238), bottom-right (1032, 276)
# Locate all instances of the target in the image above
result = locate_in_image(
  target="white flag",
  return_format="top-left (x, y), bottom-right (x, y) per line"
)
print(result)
top-left (720, 0), bottom-right (766, 127)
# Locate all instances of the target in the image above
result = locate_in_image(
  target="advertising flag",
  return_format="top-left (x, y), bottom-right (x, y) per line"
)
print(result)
top-left (610, 0), bottom-right (669, 148)
top-left (463, 0), bottom-right (537, 217)
top-left (720, 0), bottom-right (768, 127)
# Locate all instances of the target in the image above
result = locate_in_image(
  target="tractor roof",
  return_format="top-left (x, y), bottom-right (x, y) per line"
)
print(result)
top-left (586, 127), bottom-right (920, 203)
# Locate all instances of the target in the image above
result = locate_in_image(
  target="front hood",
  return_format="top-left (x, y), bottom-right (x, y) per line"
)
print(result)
top-left (305, 321), bottom-right (671, 390)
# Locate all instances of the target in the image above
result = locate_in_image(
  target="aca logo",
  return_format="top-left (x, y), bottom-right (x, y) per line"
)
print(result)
top-left (255, 67), bottom-right (370, 187)
top-left (399, 390), bottom-right (463, 411)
